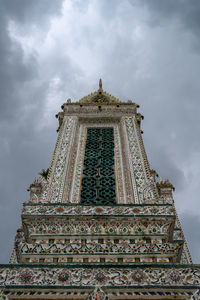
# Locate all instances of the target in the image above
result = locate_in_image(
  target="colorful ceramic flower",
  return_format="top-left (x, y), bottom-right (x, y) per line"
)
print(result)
top-left (58, 271), bottom-right (69, 282)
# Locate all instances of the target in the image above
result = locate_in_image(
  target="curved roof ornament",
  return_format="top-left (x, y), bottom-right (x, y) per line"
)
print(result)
top-left (78, 79), bottom-right (121, 104)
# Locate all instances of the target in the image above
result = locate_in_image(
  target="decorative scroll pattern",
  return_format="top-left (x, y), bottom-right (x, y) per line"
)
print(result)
top-left (43, 116), bottom-right (77, 203)
top-left (114, 124), bottom-right (128, 203)
top-left (123, 116), bottom-right (155, 203)
top-left (25, 218), bottom-right (173, 236)
top-left (70, 124), bottom-right (85, 203)
top-left (17, 232), bottom-right (179, 264)
top-left (22, 204), bottom-right (176, 217)
top-left (20, 239), bottom-right (181, 256)
top-left (1, 266), bottom-right (200, 287)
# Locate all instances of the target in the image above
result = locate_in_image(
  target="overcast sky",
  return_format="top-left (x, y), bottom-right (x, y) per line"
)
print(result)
top-left (0, 0), bottom-right (200, 264)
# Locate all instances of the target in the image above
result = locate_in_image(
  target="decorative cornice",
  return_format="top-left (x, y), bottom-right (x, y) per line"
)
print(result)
top-left (2, 288), bottom-right (199, 299)
top-left (0, 265), bottom-right (200, 289)
top-left (1, 264), bottom-right (199, 268)
top-left (21, 204), bottom-right (176, 217)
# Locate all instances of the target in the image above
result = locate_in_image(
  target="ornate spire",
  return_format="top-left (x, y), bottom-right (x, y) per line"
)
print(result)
top-left (99, 78), bottom-right (103, 91)
top-left (78, 78), bottom-right (121, 104)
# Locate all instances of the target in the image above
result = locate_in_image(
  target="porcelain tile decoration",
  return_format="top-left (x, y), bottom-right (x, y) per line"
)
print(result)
top-left (1, 80), bottom-right (199, 299)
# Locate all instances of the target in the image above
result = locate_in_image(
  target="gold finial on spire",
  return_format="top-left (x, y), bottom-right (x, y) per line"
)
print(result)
top-left (99, 78), bottom-right (103, 91)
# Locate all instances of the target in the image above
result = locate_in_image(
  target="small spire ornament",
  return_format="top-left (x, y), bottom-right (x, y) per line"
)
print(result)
top-left (99, 78), bottom-right (103, 91)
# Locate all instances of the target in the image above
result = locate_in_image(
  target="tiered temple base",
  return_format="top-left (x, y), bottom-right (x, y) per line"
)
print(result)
top-left (19, 203), bottom-right (182, 264)
top-left (1, 203), bottom-right (200, 299)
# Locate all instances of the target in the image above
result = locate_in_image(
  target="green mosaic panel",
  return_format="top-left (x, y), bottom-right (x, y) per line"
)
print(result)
top-left (80, 128), bottom-right (116, 205)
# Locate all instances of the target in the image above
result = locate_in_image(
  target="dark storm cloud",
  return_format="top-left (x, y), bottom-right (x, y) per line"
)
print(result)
top-left (0, 0), bottom-right (64, 262)
top-left (0, 0), bottom-right (64, 120)
top-left (0, 15), bottom-right (36, 119)
top-left (127, 0), bottom-right (200, 194)
top-left (140, 0), bottom-right (200, 35)
top-left (145, 143), bottom-right (186, 191)
top-left (1, 0), bottom-right (64, 24)
top-left (181, 212), bottom-right (200, 263)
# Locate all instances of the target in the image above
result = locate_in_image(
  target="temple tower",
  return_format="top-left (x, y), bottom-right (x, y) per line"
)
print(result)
top-left (0, 80), bottom-right (200, 299)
